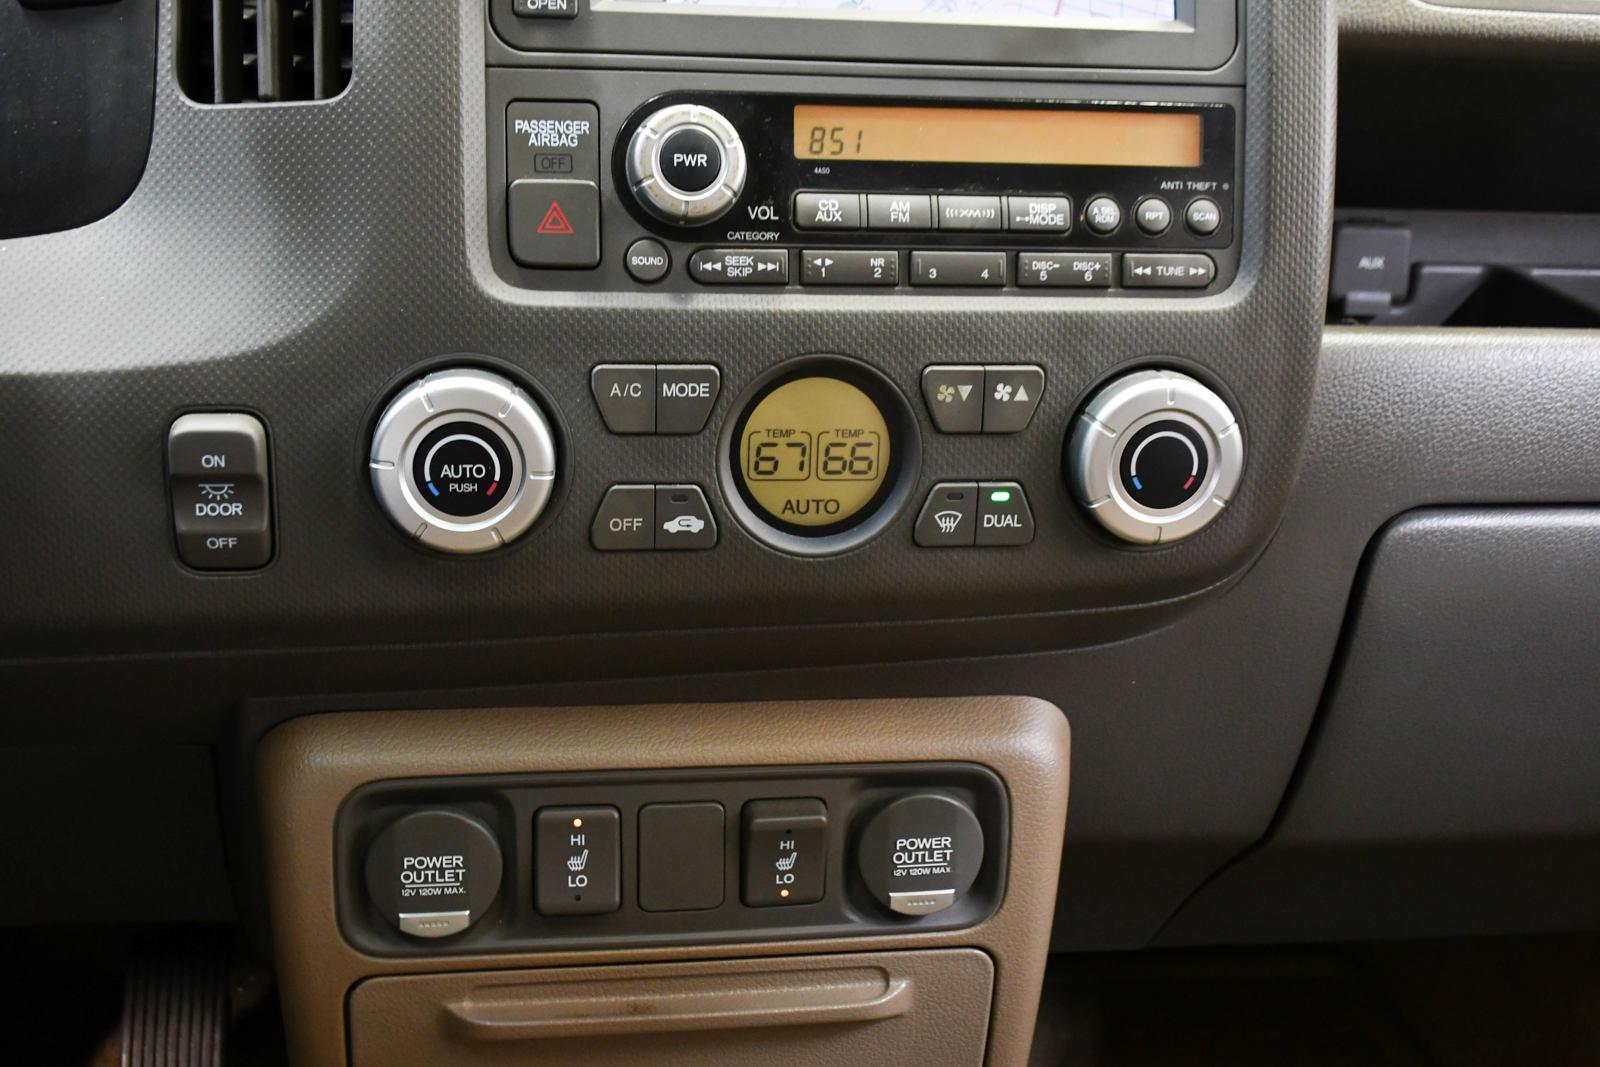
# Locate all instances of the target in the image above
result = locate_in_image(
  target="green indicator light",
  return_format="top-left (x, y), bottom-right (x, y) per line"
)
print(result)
top-left (990, 490), bottom-right (1012, 504)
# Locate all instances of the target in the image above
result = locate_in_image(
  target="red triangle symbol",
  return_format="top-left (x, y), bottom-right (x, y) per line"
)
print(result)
top-left (536, 200), bottom-right (575, 236)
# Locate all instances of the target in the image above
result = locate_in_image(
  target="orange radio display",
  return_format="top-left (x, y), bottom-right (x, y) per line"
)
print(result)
top-left (793, 104), bottom-right (1203, 167)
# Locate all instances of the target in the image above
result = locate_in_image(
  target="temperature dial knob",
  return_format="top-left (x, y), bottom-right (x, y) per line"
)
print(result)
top-left (1068, 369), bottom-right (1243, 545)
top-left (369, 366), bottom-right (557, 554)
top-left (625, 104), bottom-right (747, 225)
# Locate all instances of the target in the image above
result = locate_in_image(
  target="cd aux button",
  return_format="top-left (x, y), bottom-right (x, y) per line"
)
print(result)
top-left (794, 192), bottom-right (863, 231)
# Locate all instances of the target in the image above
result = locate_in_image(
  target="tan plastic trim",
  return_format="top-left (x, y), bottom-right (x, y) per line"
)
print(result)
top-left (256, 697), bottom-right (1070, 1066)
top-left (442, 962), bottom-right (911, 1039)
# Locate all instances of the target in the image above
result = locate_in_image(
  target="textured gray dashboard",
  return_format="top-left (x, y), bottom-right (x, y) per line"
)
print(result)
top-left (1342, 0), bottom-right (1600, 46)
top-left (8, 0), bottom-right (1597, 954)
top-left (1161, 506), bottom-right (1600, 945)
top-left (0, 0), bottom-right (1331, 658)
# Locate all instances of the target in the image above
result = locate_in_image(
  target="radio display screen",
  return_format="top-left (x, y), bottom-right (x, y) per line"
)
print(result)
top-left (618, 0), bottom-right (1179, 24)
top-left (793, 104), bottom-right (1203, 167)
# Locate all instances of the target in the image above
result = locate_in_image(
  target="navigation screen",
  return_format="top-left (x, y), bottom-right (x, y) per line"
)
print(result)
top-left (616, 0), bottom-right (1179, 24)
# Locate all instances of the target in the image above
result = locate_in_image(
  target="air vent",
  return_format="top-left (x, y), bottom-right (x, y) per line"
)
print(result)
top-left (178, 0), bottom-right (353, 105)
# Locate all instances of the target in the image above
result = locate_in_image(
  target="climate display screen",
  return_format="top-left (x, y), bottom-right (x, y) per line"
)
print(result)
top-left (737, 376), bottom-right (891, 528)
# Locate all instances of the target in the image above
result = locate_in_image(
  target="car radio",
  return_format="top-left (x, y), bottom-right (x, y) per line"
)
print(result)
top-left (485, 0), bottom-right (1243, 296)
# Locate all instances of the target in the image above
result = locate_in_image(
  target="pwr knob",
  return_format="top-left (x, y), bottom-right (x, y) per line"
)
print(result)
top-left (625, 104), bottom-right (747, 225)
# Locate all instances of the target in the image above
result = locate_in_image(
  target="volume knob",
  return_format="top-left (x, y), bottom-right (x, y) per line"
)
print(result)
top-left (626, 104), bottom-right (747, 226)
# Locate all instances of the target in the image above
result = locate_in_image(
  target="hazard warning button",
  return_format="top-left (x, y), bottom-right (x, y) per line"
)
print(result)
top-left (509, 179), bottom-right (600, 269)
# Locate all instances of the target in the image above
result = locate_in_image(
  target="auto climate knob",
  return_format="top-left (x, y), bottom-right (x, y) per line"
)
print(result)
top-left (625, 104), bottom-right (748, 225)
top-left (1067, 368), bottom-right (1243, 545)
top-left (369, 366), bottom-right (556, 554)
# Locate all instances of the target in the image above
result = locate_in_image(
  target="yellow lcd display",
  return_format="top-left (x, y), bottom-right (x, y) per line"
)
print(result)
top-left (739, 376), bottom-right (890, 527)
top-left (793, 104), bottom-right (1203, 168)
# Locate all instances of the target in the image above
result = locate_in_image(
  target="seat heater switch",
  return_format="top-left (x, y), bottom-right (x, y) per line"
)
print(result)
top-left (167, 413), bottom-right (272, 570)
top-left (364, 810), bottom-right (504, 939)
top-left (534, 806), bottom-right (621, 916)
top-left (857, 793), bottom-right (984, 918)
top-left (742, 798), bottom-right (827, 907)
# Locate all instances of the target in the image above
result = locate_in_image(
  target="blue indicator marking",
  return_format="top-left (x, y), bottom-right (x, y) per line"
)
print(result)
top-left (1132, 476), bottom-right (1144, 490)
top-left (427, 482), bottom-right (441, 497)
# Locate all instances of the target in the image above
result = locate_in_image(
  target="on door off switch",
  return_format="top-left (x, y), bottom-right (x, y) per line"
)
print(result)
top-left (856, 793), bottom-right (984, 917)
top-left (742, 798), bottom-right (827, 906)
top-left (364, 810), bottom-right (504, 939)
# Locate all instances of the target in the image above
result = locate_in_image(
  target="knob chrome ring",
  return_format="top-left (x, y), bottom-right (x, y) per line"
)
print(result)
top-left (1068, 368), bottom-right (1243, 545)
top-left (370, 368), bottom-right (557, 554)
top-left (626, 104), bottom-right (747, 225)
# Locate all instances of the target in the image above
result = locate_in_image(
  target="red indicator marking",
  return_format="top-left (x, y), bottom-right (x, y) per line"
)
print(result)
top-left (536, 201), bottom-right (575, 235)
top-left (1183, 476), bottom-right (1196, 490)
top-left (487, 481), bottom-right (499, 496)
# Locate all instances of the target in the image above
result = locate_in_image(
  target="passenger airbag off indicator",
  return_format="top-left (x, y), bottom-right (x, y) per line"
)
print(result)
top-left (856, 793), bottom-right (984, 918)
